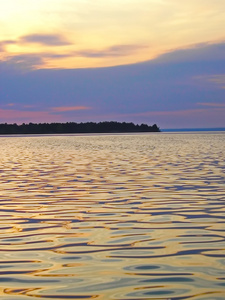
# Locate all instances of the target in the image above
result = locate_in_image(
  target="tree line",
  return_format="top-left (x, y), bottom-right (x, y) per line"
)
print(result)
top-left (0, 121), bottom-right (160, 134)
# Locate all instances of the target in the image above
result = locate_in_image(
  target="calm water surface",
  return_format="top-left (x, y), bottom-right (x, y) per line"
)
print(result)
top-left (0, 133), bottom-right (225, 300)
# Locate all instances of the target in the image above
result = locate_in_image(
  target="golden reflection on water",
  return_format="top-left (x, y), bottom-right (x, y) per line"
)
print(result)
top-left (0, 133), bottom-right (225, 300)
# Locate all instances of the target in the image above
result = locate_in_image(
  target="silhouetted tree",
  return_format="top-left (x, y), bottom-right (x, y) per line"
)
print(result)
top-left (0, 121), bottom-right (160, 134)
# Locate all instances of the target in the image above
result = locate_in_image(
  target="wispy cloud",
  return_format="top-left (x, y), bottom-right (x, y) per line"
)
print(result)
top-left (20, 34), bottom-right (71, 46)
top-left (1, 37), bottom-right (146, 69)
top-left (197, 102), bottom-right (225, 107)
top-left (3, 103), bottom-right (15, 107)
top-left (98, 106), bottom-right (225, 119)
top-left (1, 36), bottom-right (225, 70)
top-left (3, 54), bottom-right (44, 71)
top-left (0, 108), bottom-right (61, 123)
top-left (75, 44), bottom-right (147, 58)
top-left (194, 74), bottom-right (225, 89)
top-left (122, 108), bottom-right (224, 117)
top-left (23, 105), bottom-right (37, 108)
top-left (52, 106), bottom-right (91, 112)
top-left (1, 52), bottom-right (73, 71)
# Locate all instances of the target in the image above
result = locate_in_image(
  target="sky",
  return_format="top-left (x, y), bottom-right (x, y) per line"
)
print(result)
top-left (0, 0), bottom-right (225, 128)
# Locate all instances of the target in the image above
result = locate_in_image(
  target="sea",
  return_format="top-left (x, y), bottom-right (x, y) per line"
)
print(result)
top-left (0, 132), bottom-right (225, 300)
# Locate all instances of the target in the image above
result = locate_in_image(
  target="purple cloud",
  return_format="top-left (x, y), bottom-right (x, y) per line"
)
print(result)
top-left (20, 34), bottom-right (71, 46)
top-left (153, 41), bottom-right (225, 64)
top-left (75, 44), bottom-right (147, 58)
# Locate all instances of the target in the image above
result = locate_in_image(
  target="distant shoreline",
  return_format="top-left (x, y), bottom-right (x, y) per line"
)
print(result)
top-left (162, 128), bottom-right (225, 132)
top-left (0, 121), bottom-right (160, 135)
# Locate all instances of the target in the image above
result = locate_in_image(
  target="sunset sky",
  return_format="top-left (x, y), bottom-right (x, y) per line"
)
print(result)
top-left (0, 0), bottom-right (225, 128)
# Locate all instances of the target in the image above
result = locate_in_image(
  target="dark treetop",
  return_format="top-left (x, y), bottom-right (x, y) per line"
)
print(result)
top-left (0, 121), bottom-right (160, 134)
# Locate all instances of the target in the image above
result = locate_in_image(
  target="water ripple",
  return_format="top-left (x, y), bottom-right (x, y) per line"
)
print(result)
top-left (0, 133), bottom-right (225, 299)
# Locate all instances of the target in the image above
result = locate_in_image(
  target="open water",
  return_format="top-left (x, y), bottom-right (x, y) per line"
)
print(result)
top-left (0, 132), bottom-right (225, 300)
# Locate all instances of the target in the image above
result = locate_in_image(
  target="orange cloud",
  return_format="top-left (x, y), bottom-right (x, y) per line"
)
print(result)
top-left (52, 106), bottom-right (91, 112)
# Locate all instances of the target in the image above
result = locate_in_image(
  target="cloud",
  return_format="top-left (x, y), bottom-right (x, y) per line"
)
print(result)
top-left (23, 105), bottom-right (37, 108)
top-left (140, 107), bottom-right (225, 117)
top-left (197, 102), bottom-right (225, 107)
top-left (2, 103), bottom-right (15, 107)
top-left (0, 34), bottom-right (72, 58)
top-left (0, 40), bottom-right (16, 51)
top-left (20, 34), bottom-right (71, 46)
top-left (194, 74), bottom-right (225, 89)
top-left (152, 41), bottom-right (225, 64)
top-left (106, 107), bottom-right (225, 118)
top-left (0, 42), bottom-right (147, 69)
top-left (2, 36), bottom-right (224, 71)
top-left (2, 54), bottom-right (44, 71)
top-left (0, 109), bottom-right (62, 124)
top-left (1, 52), bottom-right (74, 71)
top-left (75, 44), bottom-right (147, 58)
top-left (208, 75), bottom-right (225, 84)
top-left (52, 106), bottom-right (91, 112)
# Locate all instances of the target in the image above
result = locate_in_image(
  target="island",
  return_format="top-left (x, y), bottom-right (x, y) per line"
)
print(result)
top-left (0, 121), bottom-right (160, 134)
